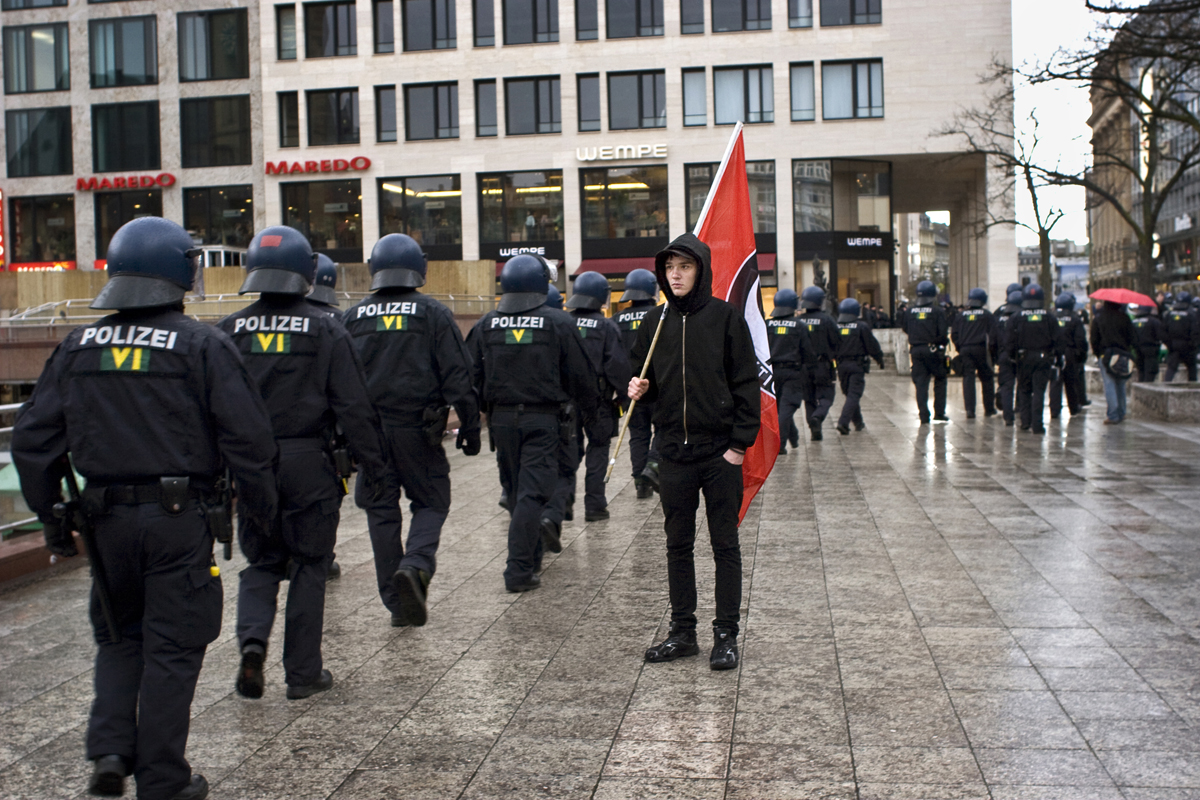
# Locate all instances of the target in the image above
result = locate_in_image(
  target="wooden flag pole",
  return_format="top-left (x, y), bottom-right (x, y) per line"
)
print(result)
top-left (605, 309), bottom-right (667, 484)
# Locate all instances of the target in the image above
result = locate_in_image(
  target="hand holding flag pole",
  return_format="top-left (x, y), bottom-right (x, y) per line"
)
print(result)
top-left (604, 310), bottom-right (666, 484)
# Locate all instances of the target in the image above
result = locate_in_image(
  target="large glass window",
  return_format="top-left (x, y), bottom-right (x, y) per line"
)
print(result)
top-left (789, 0), bottom-right (812, 27)
top-left (2, 0), bottom-right (65, 8)
top-left (478, 170), bottom-right (564, 247)
top-left (608, 70), bottom-right (665, 130)
top-left (4, 24), bottom-right (69, 94)
top-left (474, 0), bottom-right (495, 45)
top-left (503, 0), bottom-right (558, 44)
top-left (505, 76), bottom-right (560, 134)
top-left (181, 96), bottom-right (252, 168)
top-left (576, 0), bottom-right (597, 39)
top-left (10, 194), bottom-right (74, 265)
top-left (403, 0), bottom-right (456, 49)
top-left (681, 0), bottom-right (703, 33)
top-left (683, 68), bottom-right (705, 126)
top-left (305, 2), bottom-right (357, 57)
top-left (405, 82), bottom-right (458, 140)
top-left (792, 159), bottom-right (831, 232)
top-left (820, 0), bottom-right (880, 26)
top-left (714, 65), bottom-right (773, 124)
top-left (476, 79), bottom-right (497, 136)
top-left (790, 62), bottom-right (814, 121)
top-left (686, 160), bottom-right (775, 232)
top-left (375, 0), bottom-right (395, 52)
top-left (578, 74), bottom-right (600, 132)
top-left (607, 0), bottom-right (662, 38)
top-left (822, 60), bottom-right (883, 119)
top-left (307, 88), bottom-right (359, 145)
top-left (376, 85), bottom-right (397, 142)
top-left (581, 166), bottom-right (668, 256)
top-left (7, 108), bottom-right (71, 177)
top-left (279, 91), bottom-right (300, 147)
top-left (183, 185), bottom-right (254, 248)
top-left (277, 5), bottom-right (297, 58)
top-left (378, 174), bottom-right (463, 259)
top-left (92, 101), bottom-right (159, 173)
top-left (792, 159), bottom-right (889, 232)
top-left (89, 17), bottom-right (156, 88)
top-left (282, 179), bottom-right (363, 262)
top-left (712, 0), bottom-right (769, 32)
top-left (95, 189), bottom-right (162, 259)
top-left (179, 10), bottom-right (249, 81)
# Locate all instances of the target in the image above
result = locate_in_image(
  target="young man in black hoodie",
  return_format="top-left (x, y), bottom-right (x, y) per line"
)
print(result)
top-left (628, 233), bottom-right (761, 671)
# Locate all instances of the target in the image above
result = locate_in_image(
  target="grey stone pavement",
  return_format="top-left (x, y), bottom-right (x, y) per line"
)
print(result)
top-left (3, 373), bottom-right (1200, 800)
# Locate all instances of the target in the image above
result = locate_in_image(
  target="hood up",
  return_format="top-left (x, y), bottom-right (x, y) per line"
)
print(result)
top-left (654, 232), bottom-right (713, 315)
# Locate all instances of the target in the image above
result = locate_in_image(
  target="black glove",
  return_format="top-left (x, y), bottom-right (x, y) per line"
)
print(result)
top-left (43, 520), bottom-right (78, 558)
top-left (875, 358), bottom-right (886, 370)
top-left (456, 426), bottom-right (481, 456)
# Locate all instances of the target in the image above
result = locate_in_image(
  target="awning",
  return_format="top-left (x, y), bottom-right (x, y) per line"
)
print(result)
top-left (576, 258), bottom-right (657, 276)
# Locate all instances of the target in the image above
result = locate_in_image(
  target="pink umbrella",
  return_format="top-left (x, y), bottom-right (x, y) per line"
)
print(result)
top-left (1089, 287), bottom-right (1157, 307)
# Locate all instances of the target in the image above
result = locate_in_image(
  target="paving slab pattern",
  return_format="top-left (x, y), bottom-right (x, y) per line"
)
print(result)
top-left (2, 375), bottom-right (1199, 799)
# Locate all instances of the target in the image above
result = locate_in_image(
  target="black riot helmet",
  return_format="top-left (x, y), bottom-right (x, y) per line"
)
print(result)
top-left (1055, 292), bottom-right (1075, 311)
top-left (546, 285), bottom-right (563, 309)
top-left (1135, 304), bottom-right (1153, 317)
top-left (916, 280), bottom-right (937, 302)
top-left (1007, 282), bottom-right (1022, 296)
top-left (369, 233), bottom-right (427, 290)
top-left (800, 286), bottom-right (826, 310)
top-left (498, 254), bottom-right (551, 313)
top-left (967, 288), bottom-right (988, 308)
top-left (240, 226), bottom-right (317, 295)
top-left (91, 217), bottom-right (202, 310)
top-left (1022, 283), bottom-right (1045, 309)
top-left (1007, 289), bottom-right (1023, 307)
top-left (838, 297), bottom-right (861, 323)
top-left (565, 271), bottom-right (611, 311)
top-left (309, 254), bottom-right (339, 306)
top-left (771, 288), bottom-right (799, 318)
top-left (620, 268), bottom-right (658, 302)
top-left (1175, 291), bottom-right (1193, 309)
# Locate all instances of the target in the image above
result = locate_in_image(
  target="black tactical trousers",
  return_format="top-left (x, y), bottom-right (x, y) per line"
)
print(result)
top-left (491, 409), bottom-right (558, 588)
top-left (86, 499), bottom-right (219, 800)
top-left (659, 453), bottom-right (744, 635)
top-left (775, 370), bottom-right (804, 448)
top-left (628, 400), bottom-right (658, 479)
top-left (238, 440), bottom-right (340, 688)
top-left (910, 347), bottom-right (948, 421)
top-left (1016, 354), bottom-right (1052, 432)
top-left (1050, 355), bottom-right (1084, 417)
top-left (361, 426), bottom-right (451, 613)
top-left (995, 355), bottom-right (1016, 422)
top-left (800, 363), bottom-right (835, 427)
top-left (958, 345), bottom-right (995, 416)
top-left (837, 362), bottom-right (866, 429)
top-left (1165, 347), bottom-right (1198, 382)
top-left (544, 410), bottom-right (577, 530)
top-left (575, 404), bottom-right (615, 515)
top-left (1136, 345), bottom-right (1160, 382)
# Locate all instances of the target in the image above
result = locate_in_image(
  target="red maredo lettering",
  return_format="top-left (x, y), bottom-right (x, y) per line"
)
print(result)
top-left (76, 173), bottom-right (175, 191)
top-left (264, 158), bottom-right (371, 175)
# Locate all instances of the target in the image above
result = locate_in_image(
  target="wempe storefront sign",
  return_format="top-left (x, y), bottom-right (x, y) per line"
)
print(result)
top-left (76, 173), bottom-right (176, 191)
top-left (576, 144), bottom-right (668, 162)
top-left (266, 157), bottom-right (372, 175)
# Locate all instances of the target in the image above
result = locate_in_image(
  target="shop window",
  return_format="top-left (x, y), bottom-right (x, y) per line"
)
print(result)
top-left (686, 160), bottom-right (775, 233)
top-left (503, 0), bottom-right (558, 44)
top-left (608, 70), bottom-right (665, 130)
top-left (4, 24), bottom-right (69, 94)
top-left (822, 59), bottom-right (882, 119)
top-left (375, 0), bottom-right (394, 52)
top-left (183, 185), bottom-right (253, 248)
top-left (277, 5), bottom-right (297, 59)
top-left (7, 108), bottom-right (71, 177)
top-left (307, 88), bottom-right (359, 145)
top-left (89, 17), bottom-right (156, 88)
top-left (682, 68), bottom-right (705, 126)
top-left (95, 188), bottom-right (162, 259)
top-left (790, 63), bottom-right (814, 121)
top-left (181, 96), bottom-right (252, 168)
top-left (576, 0), bottom-right (597, 39)
top-left (578, 74), bottom-right (600, 132)
top-left (92, 101), bottom-right (159, 173)
top-left (607, 0), bottom-right (662, 38)
top-left (505, 76), bottom-right (560, 134)
top-left (405, 82), bottom-right (458, 140)
top-left (474, 0), bottom-right (495, 45)
top-left (792, 159), bottom-right (832, 232)
top-left (712, 0), bottom-right (769, 32)
top-left (792, 159), bottom-right (889, 231)
top-left (281, 179), bottom-right (363, 262)
top-left (404, 0), bottom-right (455, 50)
top-left (279, 91), bottom-right (300, 147)
top-left (376, 86), bottom-right (397, 142)
top-left (789, 0), bottom-right (812, 27)
top-left (581, 165), bottom-right (668, 256)
top-left (714, 65), bottom-right (773, 124)
top-left (478, 170), bottom-right (564, 247)
top-left (378, 174), bottom-right (463, 259)
top-left (9, 194), bottom-right (74, 265)
top-left (179, 9), bottom-right (249, 81)
top-left (820, 0), bottom-right (880, 26)
top-left (305, 2), bottom-right (357, 57)
top-left (476, 79), bottom-right (497, 136)
top-left (680, 0), bottom-right (703, 33)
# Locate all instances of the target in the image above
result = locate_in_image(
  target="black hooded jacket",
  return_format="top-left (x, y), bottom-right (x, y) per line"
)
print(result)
top-left (630, 233), bottom-right (761, 463)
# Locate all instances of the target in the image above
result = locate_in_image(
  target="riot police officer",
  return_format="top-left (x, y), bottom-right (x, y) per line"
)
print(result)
top-left (1006, 283), bottom-right (1063, 435)
top-left (904, 280), bottom-right (950, 424)
top-left (613, 268), bottom-right (661, 497)
top-left (1164, 291), bottom-right (1200, 382)
top-left (1132, 304), bottom-right (1164, 382)
top-left (993, 289), bottom-right (1023, 424)
top-left (834, 298), bottom-right (885, 435)
top-left (12, 217), bottom-right (279, 800)
top-left (766, 288), bottom-right (814, 453)
top-left (797, 286), bottom-right (839, 441)
top-left (1050, 293), bottom-right (1087, 418)
top-left (951, 288), bottom-right (995, 419)
top-left (343, 233), bottom-right (481, 627)
top-left (468, 255), bottom-right (598, 592)
top-left (220, 226), bottom-right (391, 700)
top-left (307, 253), bottom-right (344, 580)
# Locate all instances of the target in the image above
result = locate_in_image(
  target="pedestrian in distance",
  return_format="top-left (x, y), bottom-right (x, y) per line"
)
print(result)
top-left (1163, 291), bottom-right (1200, 382)
top-left (1006, 284), bottom-right (1064, 435)
top-left (834, 298), bottom-right (885, 435)
top-left (1050, 293), bottom-right (1088, 419)
top-left (343, 233), bottom-right (482, 627)
top-left (993, 288), bottom-right (1023, 424)
top-left (765, 288), bottom-right (814, 454)
top-left (1091, 300), bottom-right (1136, 424)
top-left (307, 253), bottom-right (345, 580)
top-left (950, 288), bottom-right (996, 419)
top-left (796, 286), bottom-right (839, 441)
top-left (12, 217), bottom-right (279, 800)
top-left (468, 255), bottom-right (599, 592)
top-left (628, 233), bottom-right (760, 671)
top-left (1131, 304), bottom-right (1165, 382)
top-left (904, 280), bottom-right (950, 424)
top-left (219, 226), bottom-right (392, 701)
top-left (613, 268), bottom-right (662, 497)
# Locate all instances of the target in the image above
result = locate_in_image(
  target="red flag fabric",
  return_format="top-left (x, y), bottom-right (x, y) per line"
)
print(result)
top-left (693, 122), bottom-right (780, 522)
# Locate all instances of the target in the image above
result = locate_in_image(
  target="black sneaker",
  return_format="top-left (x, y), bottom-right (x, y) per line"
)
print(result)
top-left (391, 566), bottom-right (430, 627)
top-left (641, 460), bottom-right (660, 492)
top-left (809, 423), bottom-right (823, 441)
top-left (836, 424), bottom-right (850, 436)
top-left (390, 613), bottom-right (409, 628)
top-left (498, 488), bottom-right (512, 513)
top-left (166, 774), bottom-right (209, 800)
top-left (327, 560), bottom-right (341, 579)
top-left (540, 517), bottom-right (562, 553)
top-left (853, 422), bottom-right (865, 431)
top-left (710, 629), bottom-right (739, 671)
top-left (286, 669), bottom-right (333, 700)
top-left (933, 415), bottom-right (949, 423)
top-left (585, 508), bottom-right (609, 522)
top-left (778, 445), bottom-right (787, 455)
top-left (634, 477), bottom-right (654, 499)
top-left (788, 429), bottom-right (800, 448)
top-left (966, 412), bottom-right (976, 420)
top-left (645, 626), bottom-right (700, 662)
top-left (88, 755), bottom-right (127, 797)
top-left (506, 574), bottom-right (541, 593)
top-left (235, 642), bottom-right (265, 699)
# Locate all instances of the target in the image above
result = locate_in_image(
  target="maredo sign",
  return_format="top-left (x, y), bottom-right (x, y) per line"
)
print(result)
top-left (77, 173), bottom-right (176, 191)
top-left (266, 157), bottom-right (371, 175)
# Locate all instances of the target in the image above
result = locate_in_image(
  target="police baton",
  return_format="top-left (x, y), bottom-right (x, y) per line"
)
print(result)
top-left (54, 462), bottom-right (121, 644)
top-left (605, 310), bottom-right (666, 484)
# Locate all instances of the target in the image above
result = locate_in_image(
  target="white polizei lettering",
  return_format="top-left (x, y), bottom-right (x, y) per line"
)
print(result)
top-left (303, 317), bottom-right (310, 333)
top-left (166, 332), bottom-right (177, 349)
top-left (234, 318), bottom-right (246, 333)
top-left (244, 316), bottom-right (259, 332)
top-left (577, 318), bottom-right (600, 328)
top-left (80, 328), bottom-right (97, 345)
top-left (151, 329), bottom-right (168, 348)
top-left (96, 327), bottom-right (113, 345)
top-left (112, 326), bottom-right (127, 345)
top-left (290, 317), bottom-right (301, 332)
top-left (133, 327), bottom-right (153, 346)
top-left (490, 315), bottom-right (546, 329)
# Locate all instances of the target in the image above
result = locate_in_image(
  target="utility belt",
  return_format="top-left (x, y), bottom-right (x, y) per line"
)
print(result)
top-left (910, 343), bottom-right (945, 353)
top-left (1017, 348), bottom-right (1052, 363)
top-left (491, 402), bottom-right (563, 415)
top-left (83, 477), bottom-right (213, 514)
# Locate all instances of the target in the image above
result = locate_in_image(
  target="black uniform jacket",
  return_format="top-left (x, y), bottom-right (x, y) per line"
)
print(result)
top-left (614, 302), bottom-right (657, 358)
top-left (836, 320), bottom-right (885, 364)
top-left (342, 288), bottom-right (480, 431)
top-left (797, 309), bottom-right (839, 364)
top-left (992, 304), bottom-right (1020, 360)
top-left (13, 308), bottom-right (279, 525)
top-left (1055, 310), bottom-right (1088, 361)
top-left (952, 308), bottom-right (993, 349)
top-left (631, 232), bottom-right (760, 463)
top-left (767, 314), bottom-right (814, 375)
top-left (1005, 307), bottom-right (1064, 360)
top-left (1164, 306), bottom-right (1200, 351)
top-left (1132, 314), bottom-right (1164, 347)
top-left (571, 308), bottom-right (632, 404)
top-left (904, 303), bottom-right (949, 347)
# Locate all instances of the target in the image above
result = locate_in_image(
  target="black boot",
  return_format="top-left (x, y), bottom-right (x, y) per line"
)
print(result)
top-left (644, 626), bottom-right (699, 663)
top-left (564, 496), bottom-right (575, 521)
top-left (710, 628), bottom-right (739, 671)
top-left (788, 428), bottom-right (800, 448)
top-left (641, 460), bottom-right (660, 493)
top-left (286, 669), bottom-right (333, 700)
top-left (634, 477), bottom-right (654, 499)
top-left (540, 517), bottom-right (562, 553)
top-left (88, 755), bottom-right (127, 797)
top-left (235, 641), bottom-right (265, 699)
top-left (166, 775), bottom-right (208, 800)
top-left (327, 560), bottom-right (341, 579)
top-left (809, 421), bottom-right (823, 441)
top-left (391, 566), bottom-right (430, 627)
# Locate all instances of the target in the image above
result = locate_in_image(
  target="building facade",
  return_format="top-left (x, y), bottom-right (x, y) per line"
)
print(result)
top-left (2, 0), bottom-right (1015, 310)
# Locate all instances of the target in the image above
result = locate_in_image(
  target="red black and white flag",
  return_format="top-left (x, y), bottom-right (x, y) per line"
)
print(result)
top-left (692, 122), bottom-right (780, 522)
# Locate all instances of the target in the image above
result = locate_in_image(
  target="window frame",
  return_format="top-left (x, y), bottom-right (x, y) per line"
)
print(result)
top-left (819, 0), bottom-right (880, 27)
top-left (377, 173), bottom-right (464, 260)
top-left (475, 78), bottom-right (497, 136)
top-left (6, 106), bottom-right (72, 177)
top-left (3, 23), bottom-right (69, 94)
top-left (177, 8), bottom-right (250, 82)
top-left (403, 81), bottom-right (459, 140)
top-left (88, 16), bottom-right (158, 88)
top-left (821, 59), bottom-right (883, 120)
top-left (575, 0), bottom-right (597, 39)
top-left (475, 169), bottom-right (565, 251)
top-left (681, 0), bottom-right (703, 33)
top-left (606, 0), bottom-right (663, 39)
top-left (402, 0), bottom-right (457, 51)
top-left (91, 100), bottom-right (161, 173)
top-left (95, 188), bottom-right (163, 260)
top-left (304, 1), bottom-right (358, 58)
top-left (789, 61), bottom-right (815, 121)
top-left (788, 0), bottom-right (812, 27)
top-left (376, 85), bottom-right (397, 142)
top-left (682, 67), bottom-right (706, 127)
top-left (713, 64), bottom-right (773, 125)
top-left (280, 178), bottom-right (365, 263)
top-left (8, 193), bottom-right (75, 265)
top-left (606, 69), bottom-right (665, 130)
top-left (502, 0), bottom-right (558, 45)
top-left (503, 75), bottom-right (561, 135)
top-left (579, 164), bottom-right (670, 257)
top-left (278, 91), bottom-right (300, 147)
top-left (306, 87), bottom-right (360, 145)
top-left (1, 0), bottom-right (65, 9)
top-left (277, 5), bottom-right (298, 59)
top-left (374, 0), bottom-right (395, 52)
top-left (473, 0), bottom-right (495, 45)
top-left (711, 0), bottom-right (770, 32)
top-left (182, 184), bottom-right (254, 249)
top-left (180, 94), bottom-right (253, 168)
top-left (577, 73), bottom-right (600, 132)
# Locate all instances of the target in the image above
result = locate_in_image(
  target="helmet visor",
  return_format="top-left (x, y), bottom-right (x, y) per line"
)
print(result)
top-left (239, 268), bottom-right (312, 295)
top-left (91, 274), bottom-right (189, 310)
